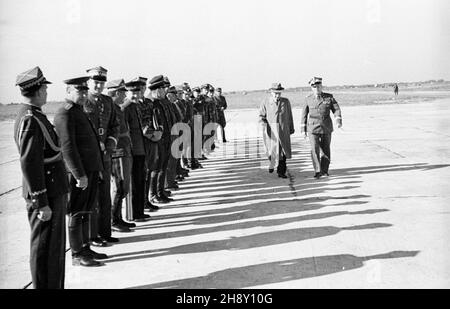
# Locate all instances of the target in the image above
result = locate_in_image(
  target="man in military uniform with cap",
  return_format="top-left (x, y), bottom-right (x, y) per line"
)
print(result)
top-left (190, 87), bottom-right (204, 169)
top-left (106, 79), bottom-right (135, 232)
top-left (166, 86), bottom-right (189, 187)
top-left (146, 75), bottom-right (174, 204)
top-left (300, 77), bottom-right (342, 179)
top-left (180, 83), bottom-right (195, 169)
top-left (133, 76), bottom-right (160, 213)
top-left (204, 84), bottom-right (219, 152)
top-left (173, 85), bottom-right (191, 179)
top-left (214, 87), bottom-right (228, 143)
top-left (84, 66), bottom-right (120, 246)
top-left (122, 80), bottom-right (152, 221)
top-left (54, 76), bottom-right (106, 267)
top-left (14, 67), bottom-right (69, 288)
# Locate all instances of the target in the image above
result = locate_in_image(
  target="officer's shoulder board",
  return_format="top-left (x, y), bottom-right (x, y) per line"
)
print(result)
top-left (64, 102), bottom-right (74, 110)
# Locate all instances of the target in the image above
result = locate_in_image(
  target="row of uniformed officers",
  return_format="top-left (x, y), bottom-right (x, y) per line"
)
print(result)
top-left (13, 66), bottom-right (228, 288)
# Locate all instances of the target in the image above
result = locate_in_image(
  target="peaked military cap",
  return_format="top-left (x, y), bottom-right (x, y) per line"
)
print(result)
top-left (149, 75), bottom-right (166, 90)
top-left (174, 85), bottom-right (184, 93)
top-left (106, 79), bottom-right (126, 91)
top-left (131, 76), bottom-right (148, 86)
top-left (270, 83), bottom-right (284, 92)
top-left (125, 80), bottom-right (142, 92)
top-left (163, 76), bottom-right (171, 87)
top-left (216, 87), bottom-right (222, 92)
top-left (64, 76), bottom-right (90, 90)
top-left (182, 83), bottom-right (192, 92)
top-left (309, 77), bottom-right (322, 86)
top-left (86, 66), bottom-right (108, 82)
top-left (16, 66), bottom-right (52, 93)
top-left (192, 86), bottom-right (201, 93)
top-left (167, 86), bottom-right (178, 94)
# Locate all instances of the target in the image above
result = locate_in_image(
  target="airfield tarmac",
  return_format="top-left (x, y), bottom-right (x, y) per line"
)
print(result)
top-left (1, 99), bottom-right (449, 289)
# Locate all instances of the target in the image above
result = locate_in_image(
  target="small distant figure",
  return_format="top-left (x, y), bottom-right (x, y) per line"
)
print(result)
top-left (393, 83), bottom-right (399, 96)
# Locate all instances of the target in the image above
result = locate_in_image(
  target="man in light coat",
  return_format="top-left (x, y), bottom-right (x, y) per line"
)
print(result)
top-left (259, 83), bottom-right (295, 178)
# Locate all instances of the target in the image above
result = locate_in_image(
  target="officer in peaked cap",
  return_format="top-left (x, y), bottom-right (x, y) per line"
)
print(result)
top-left (203, 84), bottom-right (218, 154)
top-left (14, 67), bottom-right (69, 288)
top-left (130, 76), bottom-right (148, 97)
top-left (54, 76), bottom-right (106, 267)
top-left (121, 80), bottom-right (152, 222)
top-left (84, 66), bottom-right (120, 246)
top-left (105, 80), bottom-right (138, 230)
top-left (189, 86), bottom-right (204, 168)
top-left (165, 85), bottom-right (186, 190)
top-left (301, 77), bottom-right (342, 179)
top-left (134, 77), bottom-right (160, 213)
top-left (145, 75), bottom-right (175, 204)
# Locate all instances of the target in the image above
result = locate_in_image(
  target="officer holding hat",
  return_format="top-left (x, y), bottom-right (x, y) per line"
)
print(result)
top-left (85, 66), bottom-right (120, 246)
top-left (14, 67), bottom-right (69, 288)
top-left (301, 77), bottom-right (342, 179)
top-left (54, 76), bottom-right (106, 267)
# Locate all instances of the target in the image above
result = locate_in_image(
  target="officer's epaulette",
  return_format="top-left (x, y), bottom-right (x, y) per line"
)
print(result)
top-left (64, 102), bottom-right (74, 110)
top-left (25, 109), bottom-right (34, 117)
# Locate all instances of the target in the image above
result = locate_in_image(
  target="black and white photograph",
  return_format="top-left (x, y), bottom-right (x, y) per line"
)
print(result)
top-left (0, 0), bottom-right (449, 291)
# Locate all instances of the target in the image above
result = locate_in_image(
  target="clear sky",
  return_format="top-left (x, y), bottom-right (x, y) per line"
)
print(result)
top-left (0, 0), bottom-right (449, 103)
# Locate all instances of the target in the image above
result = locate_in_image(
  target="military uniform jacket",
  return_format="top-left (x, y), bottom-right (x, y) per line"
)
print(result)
top-left (14, 104), bottom-right (69, 209)
top-left (54, 101), bottom-right (104, 180)
top-left (162, 98), bottom-right (176, 130)
top-left (138, 98), bottom-right (160, 138)
top-left (301, 92), bottom-right (342, 134)
top-left (214, 95), bottom-right (227, 127)
top-left (174, 99), bottom-right (187, 123)
top-left (150, 98), bottom-right (172, 140)
top-left (193, 96), bottom-right (207, 125)
top-left (123, 100), bottom-right (146, 156)
top-left (84, 93), bottom-right (120, 157)
top-left (112, 103), bottom-right (132, 158)
top-left (183, 99), bottom-right (194, 126)
top-left (205, 97), bottom-right (218, 124)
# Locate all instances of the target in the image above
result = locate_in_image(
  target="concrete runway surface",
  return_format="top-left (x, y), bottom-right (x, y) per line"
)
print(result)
top-left (1, 99), bottom-right (449, 288)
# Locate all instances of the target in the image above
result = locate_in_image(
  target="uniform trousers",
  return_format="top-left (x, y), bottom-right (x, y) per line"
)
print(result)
top-left (131, 155), bottom-right (145, 219)
top-left (26, 194), bottom-right (67, 289)
top-left (68, 172), bottom-right (99, 255)
top-left (90, 157), bottom-right (112, 239)
top-left (111, 156), bottom-right (132, 224)
top-left (309, 133), bottom-right (332, 173)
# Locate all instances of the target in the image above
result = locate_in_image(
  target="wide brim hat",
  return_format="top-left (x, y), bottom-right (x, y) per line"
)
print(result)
top-left (309, 77), bottom-right (323, 86)
top-left (270, 83), bottom-right (284, 92)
